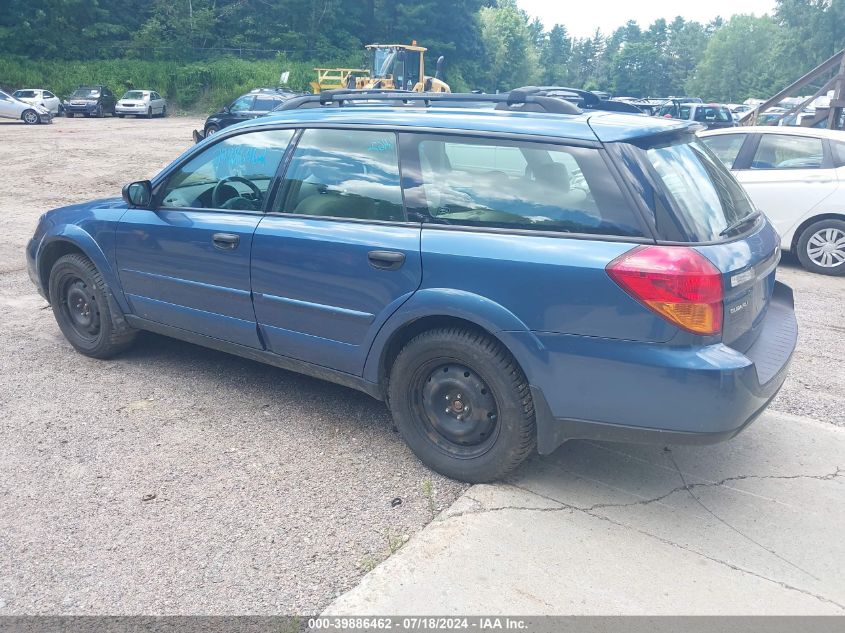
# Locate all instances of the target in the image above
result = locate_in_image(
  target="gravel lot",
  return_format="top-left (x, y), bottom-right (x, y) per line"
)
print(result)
top-left (0, 116), bottom-right (842, 614)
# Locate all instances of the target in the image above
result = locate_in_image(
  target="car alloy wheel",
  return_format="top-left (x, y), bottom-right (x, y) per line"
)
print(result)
top-left (806, 227), bottom-right (845, 269)
top-left (22, 110), bottom-right (39, 124)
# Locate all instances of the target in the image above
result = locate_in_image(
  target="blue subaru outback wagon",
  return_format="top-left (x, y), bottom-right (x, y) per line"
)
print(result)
top-left (27, 89), bottom-right (797, 483)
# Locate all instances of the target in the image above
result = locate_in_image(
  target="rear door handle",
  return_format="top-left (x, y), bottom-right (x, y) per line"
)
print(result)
top-left (368, 250), bottom-right (405, 270)
top-left (212, 232), bottom-right (240, 250)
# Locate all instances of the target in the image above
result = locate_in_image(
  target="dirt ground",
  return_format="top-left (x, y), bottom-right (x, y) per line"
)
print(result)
top-left (0, 115), bottom-right (842, 614)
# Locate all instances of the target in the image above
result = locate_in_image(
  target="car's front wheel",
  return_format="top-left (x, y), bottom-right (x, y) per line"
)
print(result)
top-left (48, 254), bottom-right (138, 358)
top-left (388, 328), bottom-right (536, 483)
top-left (796, 219), bottom-right (845, 276)
top-left (22, 109), bottom-right (40, 125)
top-left (205, 124), bottom-right (219, 136)
top-left (146, 107), bottom-right (153, 119)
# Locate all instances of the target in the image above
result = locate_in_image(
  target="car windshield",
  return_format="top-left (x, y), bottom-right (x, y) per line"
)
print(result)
top-left (71, 88), bottom-right (100, 99)
top-left (13, 90), bottom-right (37, 99)
top-left (123, 91), bottom-right (146, 100)
top-left (614, 136), bottom-right (756, 242)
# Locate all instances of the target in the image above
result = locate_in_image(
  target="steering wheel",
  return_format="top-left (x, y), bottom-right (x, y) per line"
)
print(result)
top-left (212, 176), bottom-right (262, 210)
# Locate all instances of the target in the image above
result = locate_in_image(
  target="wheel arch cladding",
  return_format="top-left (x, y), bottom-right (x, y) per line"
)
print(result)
top-left (364, 288), bottom-right (543, 394)
top-left (39, 229), bottom-right (126, 312)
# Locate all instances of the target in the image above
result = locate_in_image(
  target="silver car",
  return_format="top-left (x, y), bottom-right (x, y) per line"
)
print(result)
top-left (0, 89), bottom-right (52, 124)
top-left (115, 90), bottom-right (167, 118)
top-left (12, 88), bottom-right (62, 115)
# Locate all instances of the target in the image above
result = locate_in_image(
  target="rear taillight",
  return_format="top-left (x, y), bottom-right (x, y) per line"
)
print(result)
top-left (606, 246), bottom-right (723, 335)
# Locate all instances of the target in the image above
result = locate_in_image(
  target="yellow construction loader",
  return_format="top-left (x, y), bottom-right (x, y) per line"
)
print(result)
top-left (311, 42), bottom-right (450, 93)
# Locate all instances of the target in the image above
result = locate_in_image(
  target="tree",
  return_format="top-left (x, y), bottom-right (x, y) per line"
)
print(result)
top-left (539, 24), bottom-right (571, 85)
top-left (478, 0), bottom-right (540, 91)
top-left (686, 14), bottom-right (790, 102)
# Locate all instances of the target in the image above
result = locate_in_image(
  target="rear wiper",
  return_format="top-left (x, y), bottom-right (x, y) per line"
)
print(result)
top-left (719, 211), bottom-right (761, 237)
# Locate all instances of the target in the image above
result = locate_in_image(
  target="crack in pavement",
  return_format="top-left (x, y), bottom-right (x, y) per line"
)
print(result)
top-left (438, 472), bottom-right (845, 612)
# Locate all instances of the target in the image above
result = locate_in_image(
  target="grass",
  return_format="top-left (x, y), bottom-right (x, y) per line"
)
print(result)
top-left (0, 55), bottom-right (477, 113)
top-left (0, 55), bottom-right (357, 113)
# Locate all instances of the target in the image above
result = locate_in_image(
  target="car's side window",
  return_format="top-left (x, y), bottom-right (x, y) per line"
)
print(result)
top-left (44, 91), bottom-right (55, 99)
top-left (751, 134), bottom-right (824, 169)
top-left (159, 129), bottom-right (294, 211)
top-left (411, 135), bottom-right (644, 237)
top-left (832, 141), bottom-right (845, 168)
top-left (230, 95), bottom-right (254, 112)
top-left (701, 134), bottom-right (747, 168)
top-left (253, 96), bottom-right (278, 111)
top-left (275, 128), bottom-right (405, 222)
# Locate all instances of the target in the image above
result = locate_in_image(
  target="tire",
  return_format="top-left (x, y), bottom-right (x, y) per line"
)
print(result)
top-left (205, 124), bottom-right (219, 136)
top-left (146, 107), bottom-right (153, 119)
top-left (66, 111), bottom-right (74, 118)
top-left (94, 105), bottom-right (103, 118)
top-left (796, 219), bottom-right (845, 276)
top-left (22, 109), bottom-right (40, 125)
top-left (388, 328), bottom-right (536, 483)
top-left (160, 105), bottom-right (167, 118)
top-left (117, 114), bottom-right (124, 118)
top-left (48, 254), bottom-right (138, 358)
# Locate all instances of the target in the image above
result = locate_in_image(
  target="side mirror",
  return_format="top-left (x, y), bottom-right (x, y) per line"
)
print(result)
top-left (122, 180), bottom-right (152, 207)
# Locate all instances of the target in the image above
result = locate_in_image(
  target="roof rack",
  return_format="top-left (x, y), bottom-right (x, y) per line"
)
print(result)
top-left (513, 86), bottom-right (645, 114)
top-left (274, 89), bottom-right (582, 115)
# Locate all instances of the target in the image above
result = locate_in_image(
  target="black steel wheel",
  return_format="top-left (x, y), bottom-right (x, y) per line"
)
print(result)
top-left (48, 253), bottom-right (137, 358)
top-left (388, 328), bottom-right (536, 483)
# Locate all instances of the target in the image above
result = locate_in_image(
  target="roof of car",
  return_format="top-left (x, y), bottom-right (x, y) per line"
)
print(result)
top-left (246, 105), bottom-right (697, 143)
top-left (700, 125), bottom-right (845, 140)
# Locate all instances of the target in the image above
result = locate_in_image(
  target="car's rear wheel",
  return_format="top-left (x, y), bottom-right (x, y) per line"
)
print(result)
top-left (796, 219), bottom-right (845, 276)
top-left (48, 254), bottom-right (137, 358)
top-left (22, 109), bottom-right (39, 125)
top-left (160, 105), bottom-right (167, 117)
top-left (388, 328), bottom-right (536, 483)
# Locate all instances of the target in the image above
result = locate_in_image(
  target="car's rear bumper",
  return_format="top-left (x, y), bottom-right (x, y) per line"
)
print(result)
top-left (513, 281), bottom-right (797, 454)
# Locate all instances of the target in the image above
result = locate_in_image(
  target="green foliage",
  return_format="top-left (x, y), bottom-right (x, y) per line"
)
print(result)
top-left (0, 0), bottom-right (843, 104)
top-left (0, 56), bottom-right (352, 112)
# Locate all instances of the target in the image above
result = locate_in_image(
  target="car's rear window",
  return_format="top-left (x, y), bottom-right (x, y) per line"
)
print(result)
top-left (613, 136), bottom-right (756, 242)
top-left (693, 106), bottom-right (732, 123)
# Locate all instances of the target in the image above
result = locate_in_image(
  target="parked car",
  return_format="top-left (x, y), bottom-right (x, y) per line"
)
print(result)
top-left (0, 89), bottom-right (52, 124)
top-left (658, 101), bottom-right (737, 130)
top-left (64, 85), bottom-right (117, 118)
top-left (115, 90), bottom-right (167, 118)
top-left (700, 126), bottom-right (845, 275)
top-left (12, 88), bottom-right (62, 115)
top-left (192, 87), bottom-right (299, 142)
top-left (27, 91), bottom-right (797, 483)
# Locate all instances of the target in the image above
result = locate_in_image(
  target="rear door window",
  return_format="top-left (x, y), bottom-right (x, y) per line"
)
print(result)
top-left (700, 134), bottom-right (748, 168)
top-left (275, 128), bottom-right (405, 222)
top-left (408, 134), bottom-right (645, 237)
top-left (833, 141), bottom-right (845, 168)
top-left (751, 134), bottom-right (824, 169)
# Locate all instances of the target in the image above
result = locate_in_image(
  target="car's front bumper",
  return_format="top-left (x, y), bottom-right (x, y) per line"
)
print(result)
top-left (115, 105), bottom-right (149, 115)
top-left (65, 103), bottom-right (100, 114)
top-left (509, 281), bottom-right (798, 454)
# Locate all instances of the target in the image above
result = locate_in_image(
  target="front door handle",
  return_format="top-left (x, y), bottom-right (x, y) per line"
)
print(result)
top-left (368, 250), bottom-right (405, 270)
top-left (212, 232), bottom-right (240, 250)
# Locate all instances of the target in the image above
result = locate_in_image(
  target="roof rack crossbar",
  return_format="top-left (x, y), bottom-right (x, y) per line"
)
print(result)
top-left (276, 89), bottom-right (582, 115)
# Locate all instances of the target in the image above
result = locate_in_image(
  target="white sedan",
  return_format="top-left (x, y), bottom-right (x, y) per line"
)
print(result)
top-left (700, 126), bottom-right (845, 275)
top-left (115, 90), bottom-right (167, 118)
top-left (12, 88), bottom-right (62, 115)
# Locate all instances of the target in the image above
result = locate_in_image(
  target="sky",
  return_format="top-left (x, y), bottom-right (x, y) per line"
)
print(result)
top-left (517, 0), bottom-right (778, 38)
